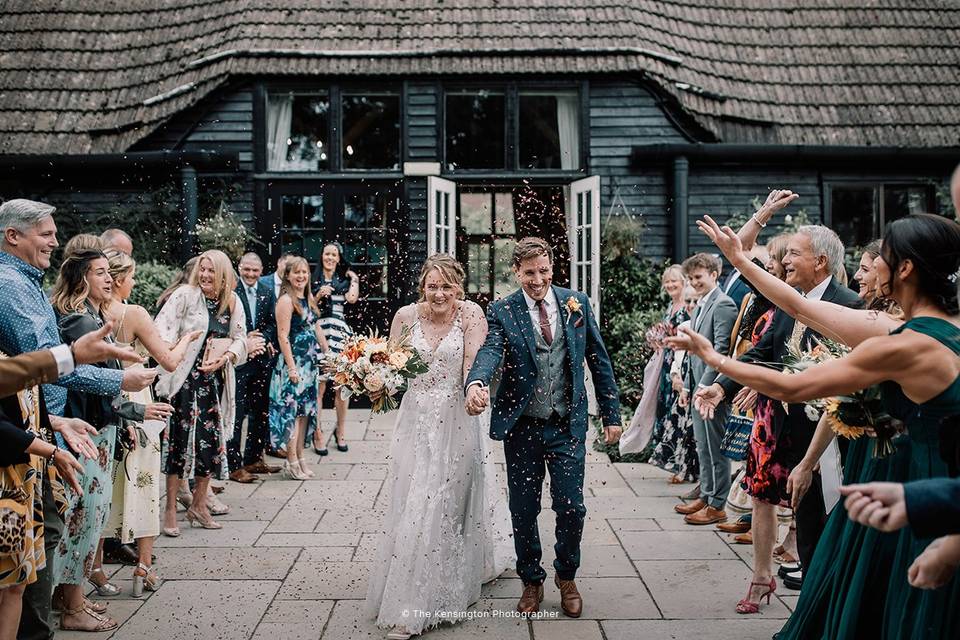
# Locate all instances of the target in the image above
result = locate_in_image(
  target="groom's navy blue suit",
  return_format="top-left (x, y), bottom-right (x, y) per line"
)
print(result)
top-left (466, 285), bottom-right (620, 585)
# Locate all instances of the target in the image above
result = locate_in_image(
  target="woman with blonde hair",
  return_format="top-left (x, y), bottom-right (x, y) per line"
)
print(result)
top-left (155, 250), bottom-right (248, 532)
top-left (269, 256), bottom-right (328, 480)
top-left (94, 249), bottom-right (200, 594)
top-left (50, 250), bottom-right (170, 631)
top-left (365, 254), bottom-right (512, 640)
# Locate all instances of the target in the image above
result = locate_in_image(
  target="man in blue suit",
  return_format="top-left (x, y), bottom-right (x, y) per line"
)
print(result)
top-left (229, 252), bottom-right (281, 481)
top-left (259, 253), bottom-right (293, 299)
top-left (465, 237), bottom-right (622, 618)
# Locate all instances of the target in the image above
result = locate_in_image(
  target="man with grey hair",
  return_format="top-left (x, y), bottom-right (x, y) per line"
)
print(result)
top-left (0, 198), bottom-right (155, 640)
top-left (696, 223), bottom-right (863, 592)
top-left (99, 228), bottom-right (133, 255)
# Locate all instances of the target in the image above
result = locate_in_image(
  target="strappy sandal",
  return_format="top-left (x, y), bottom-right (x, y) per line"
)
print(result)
top-left (773, 546), bottom-right (798, 564)
top-left (132, 562), bottom-right (162, 598)
top-left (51, 590), bottom-right (108, 614)
top-left (60, 602), bottom-right (119, 632)
top-left (87, 567), bottom-right (121, 596)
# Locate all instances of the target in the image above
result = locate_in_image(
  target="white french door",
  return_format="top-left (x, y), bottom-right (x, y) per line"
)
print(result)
top-left (568, 175), bottom-right (601, 320)
top-left (427, 176), bottom-right (456, 256)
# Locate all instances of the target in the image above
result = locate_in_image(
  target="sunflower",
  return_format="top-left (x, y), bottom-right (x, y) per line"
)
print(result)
top-left (824, 398), bottom-right (866, 439)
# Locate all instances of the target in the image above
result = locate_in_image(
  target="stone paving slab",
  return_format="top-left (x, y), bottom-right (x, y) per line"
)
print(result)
top-left (90, 409), bottom-right (790, 640)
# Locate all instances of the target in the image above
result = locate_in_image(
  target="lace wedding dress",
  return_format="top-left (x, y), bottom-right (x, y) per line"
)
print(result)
top-left (365, 311), bottom-right (514, 634)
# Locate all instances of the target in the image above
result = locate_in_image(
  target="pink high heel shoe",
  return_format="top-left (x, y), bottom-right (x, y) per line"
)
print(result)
top-left (736, 576), bottom-right (776, 614)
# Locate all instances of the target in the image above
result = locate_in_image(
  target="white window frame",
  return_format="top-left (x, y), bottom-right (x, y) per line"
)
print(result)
top-left (568, 175), bottom-right (601, 320)
top-left (427, 176), bottom-right (457, 256)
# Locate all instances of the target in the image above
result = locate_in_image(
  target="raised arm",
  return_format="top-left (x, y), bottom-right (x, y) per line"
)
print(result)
top-left (126, 305), bottom-right (200, 372)
top-left (699, 215), bottom-right (898, 347)
top-left (461, 301), bottom-right (489, 383)
top-left (736, 189), bottom-right (799, 252)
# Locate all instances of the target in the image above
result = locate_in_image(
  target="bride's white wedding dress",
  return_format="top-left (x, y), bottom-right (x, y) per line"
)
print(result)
top-left (365, 310), bottom-right (514, 634)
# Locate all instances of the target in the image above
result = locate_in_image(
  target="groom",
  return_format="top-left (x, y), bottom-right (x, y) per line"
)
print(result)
top-left (465, 237), bottom-right (622, 618)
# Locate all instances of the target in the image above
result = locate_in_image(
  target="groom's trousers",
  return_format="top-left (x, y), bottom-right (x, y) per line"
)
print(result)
top-left (503, 413), bottom-right (586, 585)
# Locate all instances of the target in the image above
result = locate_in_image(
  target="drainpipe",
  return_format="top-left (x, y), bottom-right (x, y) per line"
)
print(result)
top-left (672, 156), bottom-right (689, 262)
top-left (181, 165), bottom-right (199, 262)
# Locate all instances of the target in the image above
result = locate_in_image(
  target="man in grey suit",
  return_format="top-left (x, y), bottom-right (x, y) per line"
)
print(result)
top-left (674, 253), bottom-right (738, 525)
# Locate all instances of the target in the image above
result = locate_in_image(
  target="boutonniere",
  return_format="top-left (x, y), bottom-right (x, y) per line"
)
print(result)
top-left (566, 296), bottom-right (584, 327)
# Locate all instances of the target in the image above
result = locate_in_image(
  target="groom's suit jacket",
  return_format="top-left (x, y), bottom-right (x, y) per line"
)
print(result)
top-left (466, 286), bottom-right (621, 441)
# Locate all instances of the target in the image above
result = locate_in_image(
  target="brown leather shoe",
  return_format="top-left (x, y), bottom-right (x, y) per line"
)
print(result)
top-left (516, 583), bottom-right (544, 614)
top-left (245, 461), bottom-right (282, 474)
top-left (554, 575), bottom-right (583, 618)
top-left (684, 506), bottom-right (728, 525)
top-left (716, 520), bottom-right (751, 534)
top-left (229, 468), bottom-right (257, 484)
top-left (674, 498), bottom-right (707, 515)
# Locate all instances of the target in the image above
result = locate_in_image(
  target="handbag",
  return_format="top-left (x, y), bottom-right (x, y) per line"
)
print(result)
top-left (720, 413), bottom-right (753, 462)
top-left (202, 337), bottom-right (233, 367)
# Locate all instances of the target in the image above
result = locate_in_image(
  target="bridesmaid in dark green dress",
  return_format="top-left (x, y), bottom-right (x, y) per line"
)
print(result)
top-left (671, 212), bottom-right (960, 638)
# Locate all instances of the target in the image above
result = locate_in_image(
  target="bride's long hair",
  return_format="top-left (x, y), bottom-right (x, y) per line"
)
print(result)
top-left (417, 254), bottom-right (465, 302)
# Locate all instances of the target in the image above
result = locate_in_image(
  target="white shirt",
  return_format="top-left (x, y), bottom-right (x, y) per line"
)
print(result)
top-left (522, 288), bottom-right (559, 339)
top-left (272, 272), bottom-right (282, 299)
top-left (804, 276), bottom-right (831, 302)
top-left (243, 282), bottom-right (258, 326)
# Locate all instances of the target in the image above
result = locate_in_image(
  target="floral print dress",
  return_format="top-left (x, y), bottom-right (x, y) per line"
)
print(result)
top-left (163, 298), bottom-right (230, 480)
top-left (269, 298), bottom-right (321, 448)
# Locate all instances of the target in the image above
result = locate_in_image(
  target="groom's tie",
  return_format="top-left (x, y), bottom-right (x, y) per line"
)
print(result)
top-left (536, 299), bottom-right (553, 345)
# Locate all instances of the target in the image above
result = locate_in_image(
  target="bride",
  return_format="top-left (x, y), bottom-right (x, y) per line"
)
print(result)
top-left (365, 254), bottom-right (513, 639)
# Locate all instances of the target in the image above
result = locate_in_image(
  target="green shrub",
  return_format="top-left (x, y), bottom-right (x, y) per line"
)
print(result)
top-left (594, 216), bottom-right (670, 461)
top-left (196, 205), bottom-right (260, 263)
top-left (129, 261), bottom-right (179, 311)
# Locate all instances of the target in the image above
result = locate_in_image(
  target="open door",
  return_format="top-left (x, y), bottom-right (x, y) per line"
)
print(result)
top-left (568, 175), bottom-right (601, 320)
top-left (568, 175), bottom-right (601, 415)
top-left (427, 176), bottom-right (456, 256)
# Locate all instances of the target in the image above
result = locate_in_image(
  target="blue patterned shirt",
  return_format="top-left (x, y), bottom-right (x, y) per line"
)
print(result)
top-left (0, 251), bottom-right (123, 415)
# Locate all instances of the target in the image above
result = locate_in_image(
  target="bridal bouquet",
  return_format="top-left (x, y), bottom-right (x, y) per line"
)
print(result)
top-left (783, 337), bottom-right (903, 457)
top-left (322, 329), bottom-right (429, 413)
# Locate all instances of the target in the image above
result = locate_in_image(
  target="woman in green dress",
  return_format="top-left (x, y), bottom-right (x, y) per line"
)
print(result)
top-left (672, 213), bottom-right (960, 639)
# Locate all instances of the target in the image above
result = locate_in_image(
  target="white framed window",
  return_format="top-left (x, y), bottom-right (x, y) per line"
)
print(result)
top-left (427, 176), bottom-right (457, 256)
top-left (568, 175), bottom-right (601, 319)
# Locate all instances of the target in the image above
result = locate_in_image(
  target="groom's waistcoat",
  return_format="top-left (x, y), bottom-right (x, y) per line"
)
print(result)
top-left (522, 316), bottom-right (572, 420)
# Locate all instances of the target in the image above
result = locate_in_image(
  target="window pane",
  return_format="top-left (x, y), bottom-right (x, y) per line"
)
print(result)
top-left (267, 93), bottom-right (329, 171)
top-left (445, 92), bottom-right (505, 170)
top-left (831, 186), bottom-right (876, 249)
top-left (884, 185), bottom-right (930, 226)
top-left (494, 192), bottom-right (516, 234)
top-left (519, 92), bottom-right (579, 170)
top-left (342, 94), bottom-right (400, 170)
top-left (281, 232), bottom-right (302, 257)
top-left (467, 242), bottom-right (491, 294)
top-left (303, 194), bottom-right (324, 226)
top-left (303, 231), bottom-right (325, 263)
top-left (282, 195), bottom-right (303, 230)
top-left (493, 238), bottom-right (516, 300)
top-left (460, 192), bottom-right (493, 234)
top-left (344, 192), bottom-right (388, 229)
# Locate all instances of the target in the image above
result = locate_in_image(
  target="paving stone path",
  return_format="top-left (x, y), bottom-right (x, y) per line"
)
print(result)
top-left (62, 409), bottom-right (792, 640)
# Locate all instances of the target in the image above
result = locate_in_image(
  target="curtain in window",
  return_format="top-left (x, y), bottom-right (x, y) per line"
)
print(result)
top-left (266, 94), bottom-right (294, 170)
top-left (556, 95), bottom-right (580, 170)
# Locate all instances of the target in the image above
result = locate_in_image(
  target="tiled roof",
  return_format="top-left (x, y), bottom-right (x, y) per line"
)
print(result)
top-left (1, 0), bottom-right (958, 154)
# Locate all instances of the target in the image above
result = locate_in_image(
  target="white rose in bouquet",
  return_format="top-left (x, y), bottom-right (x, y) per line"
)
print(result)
top-left (363, 371), bottom-right (386, 393)
top-left (388, 350), bottom-right (410, 369)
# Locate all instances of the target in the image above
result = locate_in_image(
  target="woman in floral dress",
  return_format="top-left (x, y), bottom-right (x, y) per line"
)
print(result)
top-left (156, 250), bottom-right (247, 533)
top-left (270, 257), bottom-right (328, 480)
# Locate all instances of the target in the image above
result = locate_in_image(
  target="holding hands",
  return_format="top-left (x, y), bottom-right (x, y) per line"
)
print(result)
top-left (465, 384), bottom-right (489, 416)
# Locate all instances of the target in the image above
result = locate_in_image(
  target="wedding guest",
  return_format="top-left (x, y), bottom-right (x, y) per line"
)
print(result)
top-left (229, 253), bottom-right (281, 482)
top-left (673, 253), bottom-right (737, 526)
top-left (155, 257), bottom-right (197, 312)
top-left (269, 257), bottom-right (327, 480)
top-left (98, 229), bottom-right (132, 256)
top-left (647, 284), bottom-right (699, 482)
top-left (313, 242), bottom-right (359, 455)
top-left (0, 200), bottom-right (154, 640)
top-left (624, 265), bottom-right (685, 470)
top-left (62, 234), bottom-right (103, 258)
top-left (261, 253), bottom-right (294, 299)
top-left (682, 212), bottom-right (960, 638)
top-left (50, 250), bottom-right (169, 631)
top-left (155, 250), bottom-right (247, 533)
top-left (99, 250), bottom-right (199, 595)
